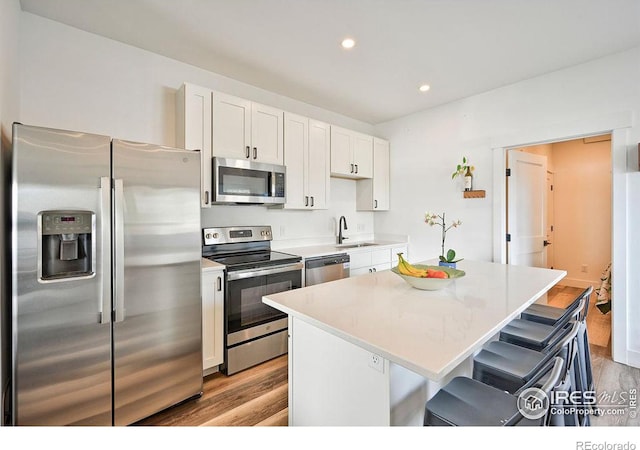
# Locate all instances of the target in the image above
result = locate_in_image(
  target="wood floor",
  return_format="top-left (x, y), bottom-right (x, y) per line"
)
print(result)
top-left (135, 284), bottom-right (638, 427)
top-left (134, 354), bottom-right (289, 426)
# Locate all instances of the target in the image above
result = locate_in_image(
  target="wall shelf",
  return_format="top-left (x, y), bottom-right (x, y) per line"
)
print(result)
top-left (463, 190), bottom-right (486, 199)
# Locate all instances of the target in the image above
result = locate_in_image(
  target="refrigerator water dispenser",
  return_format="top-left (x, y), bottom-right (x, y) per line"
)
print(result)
top-left (39, 210), bottom-right (95, 281)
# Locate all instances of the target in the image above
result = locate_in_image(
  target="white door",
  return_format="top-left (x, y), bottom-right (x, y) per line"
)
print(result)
top-left (372, 138), bottom-right (390, 210)
top-left (283, 112), bottom-right (308, 209)
top-left (307, 119), bottom-right (330, 209)
top-left (213, 92), bottom-right (252, 160)
top-left (251, 102), bottom-right (284, 164)
top-left (353, 133), bottom-right (373, 178)
top-left (507, 151), bottom-right (547, 267)
top-left (330, 126), bottom-right (354, 177)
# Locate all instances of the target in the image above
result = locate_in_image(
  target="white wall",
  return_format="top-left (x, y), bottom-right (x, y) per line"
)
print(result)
top-left (374, 47), bottom-right (640, 366)
top-left (551, 138), bottom-right (611, 288)
top-left (0, 0), bottom-right (21, 427)
top-left (18, 12), bottom-right (375, 245)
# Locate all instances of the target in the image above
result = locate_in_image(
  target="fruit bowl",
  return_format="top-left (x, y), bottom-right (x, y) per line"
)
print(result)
top-left (391, 265), bottom-right (466, 291)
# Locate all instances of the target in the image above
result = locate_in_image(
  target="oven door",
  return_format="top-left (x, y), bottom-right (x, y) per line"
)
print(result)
top-left (225, 262), bottom-right (302, 336)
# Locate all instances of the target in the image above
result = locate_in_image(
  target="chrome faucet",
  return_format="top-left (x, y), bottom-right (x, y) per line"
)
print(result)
top-left (338, 216), bottom-right (348, 244)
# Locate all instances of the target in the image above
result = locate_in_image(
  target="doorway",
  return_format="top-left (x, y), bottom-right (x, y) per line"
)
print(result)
top-left (507, 134), bottom-right (613, 355)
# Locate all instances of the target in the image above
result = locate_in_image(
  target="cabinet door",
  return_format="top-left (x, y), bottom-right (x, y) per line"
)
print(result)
top-left (213, 92), bottom-right (252, 160)
top-left (391, 246), bottom-right (408, 265)
top-left (353, 133), bottom-right (373, 178)
top-left (202, 269), bottom-right (225, 373)
top-left (307, 120), bottom-right (330, 209)
top-left (251, 103), bottom-right (284, 164)
top-left (284, 112), bottom-right (308, 209)
top-left (372, 138), bottom-right (390, 210)
top-left (330, 126), bottom-right (354, 177)
top-left (176, 83), bottom-right (213, 208)
top-left (350, 266), bottom-right (372, 277)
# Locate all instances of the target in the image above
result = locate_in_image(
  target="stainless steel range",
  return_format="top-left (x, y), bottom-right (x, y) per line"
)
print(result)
top-left (202, 226), bottom-right (302, 375)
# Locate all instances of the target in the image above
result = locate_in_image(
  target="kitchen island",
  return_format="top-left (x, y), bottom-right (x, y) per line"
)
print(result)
top-left (263, 259), bottom-right (566, 426)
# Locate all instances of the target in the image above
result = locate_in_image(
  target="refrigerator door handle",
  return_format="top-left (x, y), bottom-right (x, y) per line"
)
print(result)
top-left (99, 177), bottom-right (112, 324)
top-left (114, 178), bottom-right (126, 323)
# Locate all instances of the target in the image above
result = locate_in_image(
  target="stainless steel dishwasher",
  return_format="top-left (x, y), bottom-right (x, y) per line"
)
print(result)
top-left (304, 253), bottom-right (350, 286)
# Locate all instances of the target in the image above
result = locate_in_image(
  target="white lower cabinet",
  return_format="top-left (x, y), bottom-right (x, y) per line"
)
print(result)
top-left (202, 267), bottom-right (224, 374)
top-left (348, 245), bottom-right (407, 276)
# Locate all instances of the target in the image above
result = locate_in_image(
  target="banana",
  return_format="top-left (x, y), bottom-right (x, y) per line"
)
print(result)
top-left (397, 253), bottom-right (428, 277)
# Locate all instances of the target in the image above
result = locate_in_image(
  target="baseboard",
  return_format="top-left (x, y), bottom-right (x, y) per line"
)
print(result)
top-left (625, 349), bottom-right (640, 369)
top-left (558, 278), bottom-right (597, 289)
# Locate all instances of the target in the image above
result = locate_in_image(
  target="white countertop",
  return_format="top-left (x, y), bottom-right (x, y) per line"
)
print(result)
top-left (263, 259), bottom-right (566, 381)
top-left (201, 257), bottom-right (224, 272)
top-left (277, 239), bottom-right (407, 259)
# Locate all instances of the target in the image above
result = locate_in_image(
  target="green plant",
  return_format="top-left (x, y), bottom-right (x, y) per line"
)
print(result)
top-left (424, 212), bottom-right (463, 263)
top-left (451, 156), bottom-right (475, 180)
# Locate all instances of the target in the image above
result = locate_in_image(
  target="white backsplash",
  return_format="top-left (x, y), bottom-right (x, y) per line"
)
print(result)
top-left (201, 178), bottom-right (375, 246)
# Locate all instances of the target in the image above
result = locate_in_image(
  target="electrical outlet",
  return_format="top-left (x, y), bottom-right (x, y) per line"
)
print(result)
top-left (368, 353), bottom-right (384, 373)
top-left (581, 264), bottom-right (588, 273)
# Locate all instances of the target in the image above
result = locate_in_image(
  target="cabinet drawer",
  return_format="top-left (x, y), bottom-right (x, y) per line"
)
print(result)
top-left (349, 251), bottom-right (372, 269)
top-left (371, 248), bottom-right (391, 265)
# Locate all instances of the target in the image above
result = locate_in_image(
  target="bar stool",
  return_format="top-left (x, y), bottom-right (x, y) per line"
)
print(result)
top-left (520, 286), bottom-right (594, 393)
top-left (472, 318), bottom-right (583, 395)
top-left (423, 356), bottom-right (565, 426)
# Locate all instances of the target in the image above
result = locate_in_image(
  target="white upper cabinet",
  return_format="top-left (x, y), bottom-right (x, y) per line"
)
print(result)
top-left (213, 92), bottom-right (284, 165)
top-left (176, 82), bottom-right (213, 208)
top-left (357, 138), bottom-right (390, 211)
top-left (284, 112), bottom-right (330, 209)
top-left (330, 126), bottom-right (373, 179)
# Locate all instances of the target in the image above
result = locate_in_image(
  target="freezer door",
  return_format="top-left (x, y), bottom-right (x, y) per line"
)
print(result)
top-left (11, 124), bottom-right (112, 425)
top-left (111, 140), bottom-right (202, 425)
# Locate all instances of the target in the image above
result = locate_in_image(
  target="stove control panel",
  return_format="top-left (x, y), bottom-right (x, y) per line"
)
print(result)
top-left (203, 226), bottom-right (273, 245)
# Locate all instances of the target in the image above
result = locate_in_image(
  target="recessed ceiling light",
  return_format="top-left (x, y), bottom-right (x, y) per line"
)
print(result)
top-left (341, 38), bottom-right (356, 49)
top-left (419, 84), bottom-right (430, 92)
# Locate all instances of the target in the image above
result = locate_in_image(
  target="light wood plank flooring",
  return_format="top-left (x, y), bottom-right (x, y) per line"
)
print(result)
top-left (134, 354), bottom-right (289, 426)
top-left (135, 284), bottom-right (638, 426)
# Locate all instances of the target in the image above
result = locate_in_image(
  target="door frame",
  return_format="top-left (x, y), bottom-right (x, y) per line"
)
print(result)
top-left (491, 110), bottom-right (632, 365)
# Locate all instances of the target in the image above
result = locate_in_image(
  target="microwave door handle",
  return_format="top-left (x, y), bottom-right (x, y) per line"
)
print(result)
top-left (99, 177), bottom-right (111, 324)
top-left (114, 178), bottom-right (126, 323)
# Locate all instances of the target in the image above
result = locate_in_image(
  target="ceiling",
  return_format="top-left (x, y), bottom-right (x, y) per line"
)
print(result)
top-left (19, 0), bottom-right (640, 124)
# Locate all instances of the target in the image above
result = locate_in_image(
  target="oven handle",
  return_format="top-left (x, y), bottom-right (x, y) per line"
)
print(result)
top-left (227, 261), bottom-right (303, 281)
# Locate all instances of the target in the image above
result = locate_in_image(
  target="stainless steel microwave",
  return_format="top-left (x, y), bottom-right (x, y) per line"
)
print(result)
top-left (212, 157), bottom-right (286, 205)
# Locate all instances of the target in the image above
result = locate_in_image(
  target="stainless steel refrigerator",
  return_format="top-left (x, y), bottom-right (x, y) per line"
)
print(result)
top-left (9, 124), bottom-right (203, 425)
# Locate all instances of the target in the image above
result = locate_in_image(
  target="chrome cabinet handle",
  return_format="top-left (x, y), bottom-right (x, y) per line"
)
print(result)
top-left (217, 276), bottom-right (222, 291)
top-left (374, 199), bottom-right (378, 209)
top-left (310, 196), bottom-right (314, 207)
top-left (373, 267), bottom-right (377, 272)
top-left (204, 190), bottom-right (209, 205)
top-left (305, 196), bottom-right (309, 206)
top-left (99, 177), bottom-right (111, 324)
top-left (350, 163), bottom-right (354, 173)
top-left (114, 178), bottom-right (125, 323)
top-left (253, 147), bottom-right (257, 159)
top-left (245, 146), bottom-right (250, 158)
top-left (355, 164), bottom-right (358, 174)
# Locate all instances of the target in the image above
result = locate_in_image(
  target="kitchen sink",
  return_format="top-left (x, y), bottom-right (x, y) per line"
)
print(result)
top-left (335, 242), bottom-right (379, 249)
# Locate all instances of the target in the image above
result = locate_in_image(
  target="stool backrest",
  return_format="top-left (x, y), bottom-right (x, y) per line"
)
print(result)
top-left (576, 286), bottom-right (593, 323)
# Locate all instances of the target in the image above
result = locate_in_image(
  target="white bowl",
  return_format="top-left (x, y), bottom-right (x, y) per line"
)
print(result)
top-left (391, 265), bottom-right (466, 291)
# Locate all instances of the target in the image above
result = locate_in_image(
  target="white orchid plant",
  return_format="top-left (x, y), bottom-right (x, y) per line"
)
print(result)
top-left (425, 212), bottom-right (463, 263)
